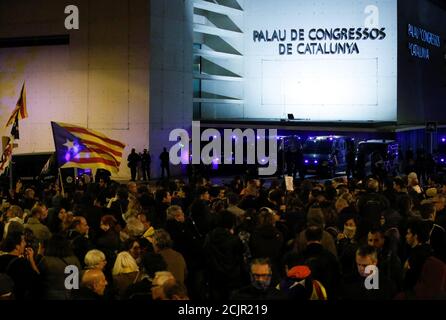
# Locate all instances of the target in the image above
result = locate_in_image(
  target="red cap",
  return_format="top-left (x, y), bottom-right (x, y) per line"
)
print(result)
top-left (287, 265), bottom-right (311, 279)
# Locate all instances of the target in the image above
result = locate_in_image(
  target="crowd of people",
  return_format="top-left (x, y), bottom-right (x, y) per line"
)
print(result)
top-left (0, 165), bottom-right (446, 300)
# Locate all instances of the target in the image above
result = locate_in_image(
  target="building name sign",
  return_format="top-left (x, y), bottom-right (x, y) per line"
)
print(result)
top-left (408, 24), bottom-right (441, 60)
top-left (252, 27), bottom-right (387, 55)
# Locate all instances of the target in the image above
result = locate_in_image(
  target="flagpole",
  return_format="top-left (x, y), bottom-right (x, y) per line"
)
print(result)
top-left (58, 168), bottom-right (65, 197)
top-left (8, 137), bottom-right (14, 193)
top-left (8, 158), bottom-right (13, 192)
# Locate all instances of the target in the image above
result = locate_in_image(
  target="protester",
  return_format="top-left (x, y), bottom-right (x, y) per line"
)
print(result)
top-left (1, 153), bottom-right (445, 301)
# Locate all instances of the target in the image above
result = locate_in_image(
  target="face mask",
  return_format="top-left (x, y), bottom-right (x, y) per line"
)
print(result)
top-left (344, 226), bottom-right (356, 239)
top-left (250, 274), bottom-right (271, 291)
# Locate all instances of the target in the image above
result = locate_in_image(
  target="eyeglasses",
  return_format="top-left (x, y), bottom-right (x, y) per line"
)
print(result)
top-left (251, 273), bottom-right (272, 278)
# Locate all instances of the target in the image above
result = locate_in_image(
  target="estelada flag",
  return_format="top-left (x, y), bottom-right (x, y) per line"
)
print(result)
top-left (5, 82), bottom-right (28, 128)
top-left (0, 137), bottom-right (13, 175)
top-left (51, 122), bottom-right (126, 174)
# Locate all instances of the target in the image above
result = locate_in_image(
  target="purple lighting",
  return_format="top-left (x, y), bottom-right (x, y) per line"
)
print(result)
top-left (65, 153), bottom-right (70, 161)
top-left (441, 158), bottom-right (445, 162)
top-left (314, 160), bottom-right (318, 164)
top-left (442, 138), bottom-right (446, 142)
top-left (304, 160), bottom-right (309, 164)
top-left (212, 158), bottom-right (219, 170)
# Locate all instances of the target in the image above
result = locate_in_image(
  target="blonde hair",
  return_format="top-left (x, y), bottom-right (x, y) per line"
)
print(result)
top-left (335, 198), bottom-right (348, 212)
top-left (84, 250), bottom-right (106, 269)
top-left (153, 271), bottom-right (175, 286)
top-left (166, 205), bottom-right (182, 221)
top-left (112, 251), bottom-right (139, 276)
top-left (125, 217), bottom-right (145, 237)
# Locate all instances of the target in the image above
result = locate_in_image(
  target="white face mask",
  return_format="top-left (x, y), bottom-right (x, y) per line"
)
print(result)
top-left (344, 226), bottom-right (356, 239)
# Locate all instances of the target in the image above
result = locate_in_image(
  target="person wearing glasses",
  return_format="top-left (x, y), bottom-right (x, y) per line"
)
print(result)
top-left (230, 258), bottom-right (286, 300)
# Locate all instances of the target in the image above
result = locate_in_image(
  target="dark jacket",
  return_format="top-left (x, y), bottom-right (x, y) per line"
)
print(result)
top-left (230, 285), bottom-right (287, 300)
top-left (404, 243), bottom-right (432, 290)
top-left (0, 254), bottom-right (40, 300)
top-left (127, 152), bottom-right (140, 168)
top-left (113, 271), bottom-right (141, 299)
top-left (250, 224), bottom-right (284, 281)
top-left (204, 227), bottom-right (245, 300)
top-left (383, 189), bottom-right (397, 209)
top-left (239, 195), bottom-right (260, 211)
top-left (83, 206), bottom-right (105, 236)
top-left (435, 208), bottom-right (446, 230)
top-left (66, 230), bottom-right (93, 266)
top-left (357, 192), bottom-right (390, 222)
top-left (396, 256), bottom-right (446, 300)
top-left (109, 199), bottom-right (128, 228)
top-left (189, 200), bottom-right (212, 236)
top-left (337, 237), bottom-right (359, 279)
top-left (298, 242), bottom-right (341, 300)
top-left (165, 218), bottom-right (204, 269)
top-left (38, 255), bottom-right (81, 300)
top-left (73, 287), bottom-right (104, 300)
top-left (295, 230), bottom-right (338, 257)
top-left (47, 207), bottom-right (62, 234)
top-left (378, 246), bottom-right (403, 290)
top-left (341, 273), bottom-right (397, 300)
top-left (426, 221), bottom-right (446, 263)
top-left (393, 192), bottom-right (411, 218)
top-left (123, 277), bottom-right (153, 300)
top-left (159, 151), bottom-right (169, 166)
top-left (154, 202), bottom-right (170, 229)
top-left (96, 229), bottom-right (121, 263)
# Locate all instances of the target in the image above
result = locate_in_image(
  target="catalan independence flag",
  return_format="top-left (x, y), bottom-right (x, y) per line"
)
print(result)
top-left (0, 137), bottom-right (13, 175)
top-left (51, 122), bottom-right (126, 173)
top-left (5, 82), bottom-right (28, 128)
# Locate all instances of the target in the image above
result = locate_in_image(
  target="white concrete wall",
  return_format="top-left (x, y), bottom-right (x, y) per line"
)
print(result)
top-left (149, 0), bottom-right (194, 178)
top-left (0, 0), bottom-right (150, 179)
